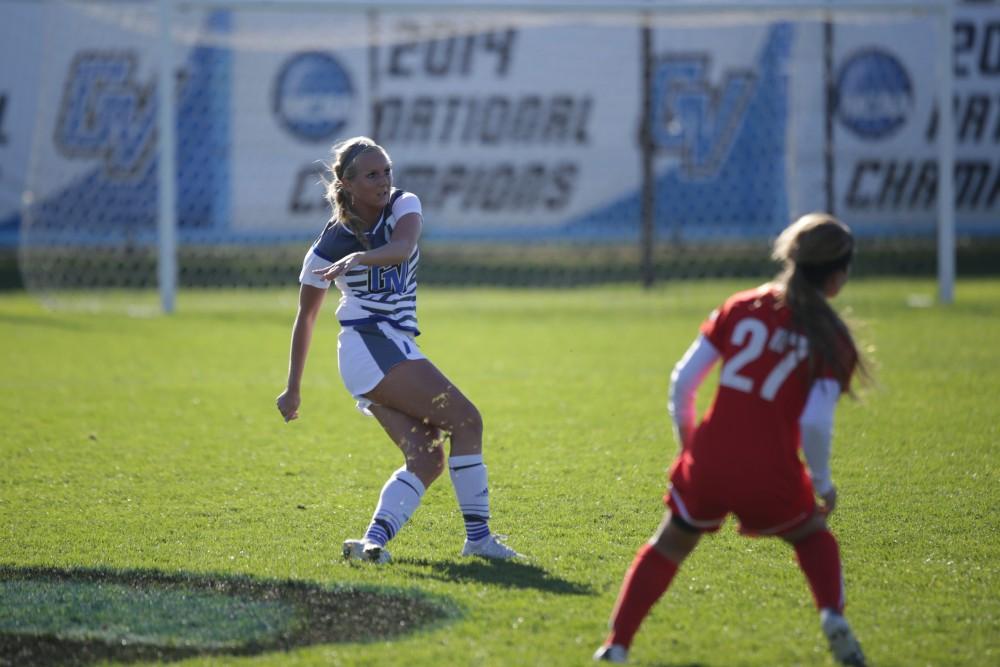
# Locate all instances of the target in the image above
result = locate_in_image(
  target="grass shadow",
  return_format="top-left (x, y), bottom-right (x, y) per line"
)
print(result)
top-left (394, 557), bottom-right (595, 595)
top-left (0, 563), bottom-right (458, 667)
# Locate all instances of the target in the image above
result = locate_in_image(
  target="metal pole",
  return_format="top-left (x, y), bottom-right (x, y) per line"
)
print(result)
top-left (368, 8), bottom-right (380, 140)
top-left (640, 14), bottom-right (654, 288)
top-left (936, 1), bottom-right (955, 304)
top-left (157, 0), bottom-right (178, 313)
top-left (823, 13), bottom-right (835, 215)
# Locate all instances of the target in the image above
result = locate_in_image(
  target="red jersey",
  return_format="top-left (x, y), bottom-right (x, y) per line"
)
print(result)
top-left (668, 285), bottom-right (855, 532)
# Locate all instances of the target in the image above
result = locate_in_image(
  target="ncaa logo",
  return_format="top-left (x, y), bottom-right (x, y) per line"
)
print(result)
top-left (273, 52), bottom-right (354, 142)
top-left (835, 48), bottom-right (913, 140)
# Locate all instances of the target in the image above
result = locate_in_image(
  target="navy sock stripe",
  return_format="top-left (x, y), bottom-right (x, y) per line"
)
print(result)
top-left (371, 516), bottom-right (398, 540)
top-left (366, 525), bottom-right (389, 538)
top-left (364, 524), bottom-right (390, 547)
top-left (463, 516), bottom-right (490, 542)
top-left (449, 462), bottom-right (484, 471)
top-left (396, 477), bottom-right (423, 497)
top-left (376, 517), bottom-right (397, 539)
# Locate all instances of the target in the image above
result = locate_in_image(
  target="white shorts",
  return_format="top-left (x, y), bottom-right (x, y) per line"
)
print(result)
top-left (338, 321), bottom-right (425, 416)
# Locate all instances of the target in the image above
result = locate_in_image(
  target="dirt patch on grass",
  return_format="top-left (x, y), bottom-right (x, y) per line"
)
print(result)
top-left (0, 565), bottom-right (456, 666)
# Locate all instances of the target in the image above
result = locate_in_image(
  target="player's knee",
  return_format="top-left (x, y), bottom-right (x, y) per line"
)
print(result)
top-left (651, 535), bottom-right (696, 565)
top-left (781, 512), bottom-right (828, 544)
top-left (651, 515), bottom-right (701, 564)
top-left (453, 402), bottom-right (483, 438)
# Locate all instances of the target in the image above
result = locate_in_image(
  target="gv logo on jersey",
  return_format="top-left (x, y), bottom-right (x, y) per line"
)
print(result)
top-left (835, 48), bottom-right (913, 140)
top-left (368, 261), bottom-right (410, 294)
top-left (54, 52), bottom-right (157, 180)
top-left (273, 52), bottom-right (354, 143)
top-left (650, 54), bottom-right (757, 180)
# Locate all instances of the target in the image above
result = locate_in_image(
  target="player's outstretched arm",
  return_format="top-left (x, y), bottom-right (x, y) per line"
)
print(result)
top-left (313, 214), bottom-right (422, 281)
top-left (277, 284), bottom-right (326, 422)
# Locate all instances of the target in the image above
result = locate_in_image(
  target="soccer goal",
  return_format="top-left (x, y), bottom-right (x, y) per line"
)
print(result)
top-left (2, 0), bottom-right (974, 312)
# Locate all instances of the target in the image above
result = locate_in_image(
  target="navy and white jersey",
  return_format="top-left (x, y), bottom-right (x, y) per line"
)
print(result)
top-left (299, 189), bottom-right (421, 334)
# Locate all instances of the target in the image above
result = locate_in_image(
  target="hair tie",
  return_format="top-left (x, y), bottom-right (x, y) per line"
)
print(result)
top-left (798, 249), bottom-right (853, 286)
top-left (343, 143), bottom-right (370, 168)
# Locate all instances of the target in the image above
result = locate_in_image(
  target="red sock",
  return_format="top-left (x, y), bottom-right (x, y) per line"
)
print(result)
top-left (606, 543), bottom-right (679, 649)
top-left (793, 529), bottom-right (845, 613)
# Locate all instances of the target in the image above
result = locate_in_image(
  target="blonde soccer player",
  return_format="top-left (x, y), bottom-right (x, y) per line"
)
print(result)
top-left (277, 137), bottom-right (521, 563)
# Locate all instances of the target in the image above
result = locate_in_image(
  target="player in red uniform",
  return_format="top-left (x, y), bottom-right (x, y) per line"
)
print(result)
top-left (595, 213), bottom-right (868, 666)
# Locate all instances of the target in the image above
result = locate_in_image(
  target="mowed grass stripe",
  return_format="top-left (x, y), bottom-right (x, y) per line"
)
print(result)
top-left (1, 279), bottom-right (997, 666)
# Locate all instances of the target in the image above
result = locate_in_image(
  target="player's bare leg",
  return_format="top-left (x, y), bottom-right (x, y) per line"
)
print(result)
top-left (341, 403), bottom-right (444, 564)
top-left (365, 359), bottom-right (482, 455)
top-left (365, 360), bottom-right (521, 559)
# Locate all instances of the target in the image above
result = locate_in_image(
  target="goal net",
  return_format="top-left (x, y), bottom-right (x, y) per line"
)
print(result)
top-left (1, 0), bottom-right (989, 310)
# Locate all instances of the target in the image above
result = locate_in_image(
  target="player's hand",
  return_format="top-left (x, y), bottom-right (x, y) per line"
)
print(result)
top-left (313, 252), bottom-right (363, 282)
top-left (819, 485), bottom-right (838, 516)
top-left (276, 389), bottom-right (301, 423)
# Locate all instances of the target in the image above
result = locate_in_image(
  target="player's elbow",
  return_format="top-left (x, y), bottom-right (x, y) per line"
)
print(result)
top-left (800, 414), bottom-right (833, 438)
top-left (389, 239), bottom-right (417, 264)
top-left (669, 365), bottom-right (695, 408)
top-left (800, 421), bottom-right (829, 445)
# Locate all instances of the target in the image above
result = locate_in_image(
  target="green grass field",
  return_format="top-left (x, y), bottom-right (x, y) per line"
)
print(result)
top-left (1, 279), bottom-right (998, 666)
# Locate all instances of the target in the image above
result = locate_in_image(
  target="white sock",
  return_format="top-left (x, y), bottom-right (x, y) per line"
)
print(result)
top-left (363, 466), bottom-right (425, 547)
top-left (449, 454), bottom-right (491, 542)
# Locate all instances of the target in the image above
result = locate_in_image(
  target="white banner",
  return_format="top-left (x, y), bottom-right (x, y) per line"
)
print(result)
top-left (832, 5), bottom-right (1000, 233)
top-left (0, 1), bottom-right (996, 246)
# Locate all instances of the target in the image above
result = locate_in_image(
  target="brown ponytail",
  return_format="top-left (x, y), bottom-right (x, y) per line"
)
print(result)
top-left (323, 136), bottom-right (387, 250)
top-left (772, 213), bottom-right (868, 393)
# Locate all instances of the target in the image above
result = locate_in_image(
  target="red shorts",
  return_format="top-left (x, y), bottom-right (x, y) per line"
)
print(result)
top-left (664, 450), bottom-right (818, 536)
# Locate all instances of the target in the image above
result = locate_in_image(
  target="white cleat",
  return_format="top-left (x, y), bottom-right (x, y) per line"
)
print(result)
top-left (342, 538), bottom-right (391, 564)
top-left (593, 644), bottom-right (628, 663)
top-left (460, 534), bottom-right (523, 560)
top-left (821, 610), bottom-right (867, 667)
